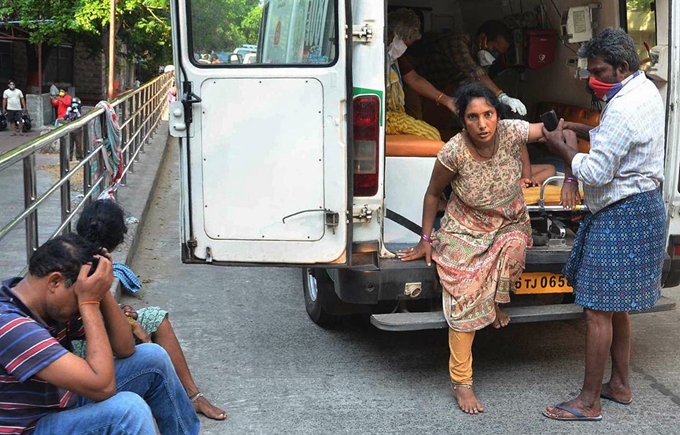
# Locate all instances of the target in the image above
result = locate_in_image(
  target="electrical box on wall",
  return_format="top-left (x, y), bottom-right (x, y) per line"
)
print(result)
top-left (563, 6), bottom-right (593, 43)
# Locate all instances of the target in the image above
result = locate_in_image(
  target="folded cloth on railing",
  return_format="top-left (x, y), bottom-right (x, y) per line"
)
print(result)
top-left (113, 262), bottom-right (141, 294)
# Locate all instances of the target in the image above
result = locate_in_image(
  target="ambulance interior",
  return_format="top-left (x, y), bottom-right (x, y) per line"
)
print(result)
top-left (382, 0), bottom-right (667, 248)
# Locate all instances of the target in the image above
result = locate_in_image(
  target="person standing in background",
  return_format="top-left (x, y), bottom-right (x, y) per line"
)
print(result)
top-left (2, 80), bottom-right (27, 136)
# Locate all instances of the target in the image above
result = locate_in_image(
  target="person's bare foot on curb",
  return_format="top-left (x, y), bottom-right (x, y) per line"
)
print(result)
top-left (193, 395), bottom-right (227, 420)
top-left (452, 385), bottom-right (484, 414)
top-left (492, 304), bottom-right (510, 329)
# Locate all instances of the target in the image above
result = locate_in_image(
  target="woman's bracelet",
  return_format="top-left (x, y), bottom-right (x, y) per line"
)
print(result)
top-left (435, 93), bottom-right (444, 105)
top-left (564, 176), bottom-right (578, 184)
top-left (421, 233), bottom-right (434, 244)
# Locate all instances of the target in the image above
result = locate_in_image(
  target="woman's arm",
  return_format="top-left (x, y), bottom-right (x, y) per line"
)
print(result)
top-left (402, 70), bottom-right (456, 114)
top-left (399, 160), bottom-right (455, 265)
top-left (527, 122), bottom-right (545, 143)
top-left (100, 292), bottom-right (136, 358)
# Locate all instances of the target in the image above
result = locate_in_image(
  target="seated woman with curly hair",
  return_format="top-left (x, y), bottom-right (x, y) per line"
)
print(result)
top-left (74, 199), bottom-right (227, 421)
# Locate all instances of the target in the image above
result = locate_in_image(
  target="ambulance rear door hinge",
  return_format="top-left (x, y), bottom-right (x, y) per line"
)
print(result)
top-left (352, 24), bottom-right (373, 43)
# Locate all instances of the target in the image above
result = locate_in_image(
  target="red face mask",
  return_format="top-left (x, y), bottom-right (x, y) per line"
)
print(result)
top-left (587, 76), bottom-right (623, 102)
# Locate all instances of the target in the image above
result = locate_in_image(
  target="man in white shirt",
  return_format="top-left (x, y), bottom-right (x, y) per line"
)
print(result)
top-left (2, 80), bottom-right (27, 136)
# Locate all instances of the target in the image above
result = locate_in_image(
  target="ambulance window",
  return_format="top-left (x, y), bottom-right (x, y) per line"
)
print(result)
top-left (188, 0), bottom-right (337, 67)
top-left (621, 0), bottom-right (656, 68)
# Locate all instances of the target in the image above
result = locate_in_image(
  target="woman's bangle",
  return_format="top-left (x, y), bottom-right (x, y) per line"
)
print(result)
top-left (564, 176), bottom-right (578, 184)
top-left (435, 93), bottom-right (444, 105)
top-left (421, 233), bottom-right (434, 244)
top-left (79, 300), bottom-right (101, 309)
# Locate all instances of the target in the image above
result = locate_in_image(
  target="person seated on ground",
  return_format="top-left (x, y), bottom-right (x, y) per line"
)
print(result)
top-left (409, 20), bottom-right (527, 117)
top-left (75, 198), bottom-right (227, 421)
top-left (51, 88), bottom-right (72, 121)
top-left (0, 234), bottom-right (200, 435)
top-left (386, 8), bottom-right (457, 141)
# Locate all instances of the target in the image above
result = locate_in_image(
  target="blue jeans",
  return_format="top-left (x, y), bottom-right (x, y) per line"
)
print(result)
top-left (34, 343), bottom-right (200, 435)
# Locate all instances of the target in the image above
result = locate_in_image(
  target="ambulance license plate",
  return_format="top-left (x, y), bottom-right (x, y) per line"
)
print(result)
top-left (515, 272), bottom-right (573, 294)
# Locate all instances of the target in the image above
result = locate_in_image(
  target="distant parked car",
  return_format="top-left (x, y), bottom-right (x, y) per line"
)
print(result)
top-left (233, 44), bottom-right (257, 58)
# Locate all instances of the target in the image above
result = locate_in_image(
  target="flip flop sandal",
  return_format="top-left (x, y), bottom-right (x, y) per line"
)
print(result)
top-left (600, 391), bottom-right (632, 405)
top-left (543, 403), bottom-right (603, 421)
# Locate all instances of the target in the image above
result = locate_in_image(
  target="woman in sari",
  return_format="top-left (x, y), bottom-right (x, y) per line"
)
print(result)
top-left (399, 83), bottom-right (552, 414)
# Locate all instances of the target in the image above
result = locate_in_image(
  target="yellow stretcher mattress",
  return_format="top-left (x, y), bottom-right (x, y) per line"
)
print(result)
top-left (523, 185), bottom-right (581, 206)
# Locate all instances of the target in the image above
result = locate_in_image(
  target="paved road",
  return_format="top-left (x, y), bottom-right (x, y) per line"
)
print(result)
top-left (124, 142), bottom-right (680, 435)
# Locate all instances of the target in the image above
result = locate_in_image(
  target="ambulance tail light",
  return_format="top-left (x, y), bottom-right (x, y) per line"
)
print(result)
top-left (353, 95), bottom-right (380, 197)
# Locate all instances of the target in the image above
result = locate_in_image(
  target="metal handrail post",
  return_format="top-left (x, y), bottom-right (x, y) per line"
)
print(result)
top-left (59, 135), bottom-right (72, 235)
top-left (131, 92), bottom-right (138, 168)
top-left (83, 125), bottom-right (93, 202)
top-left (120, 98), bottom-right (129, 185)
top-left (141, 86), bottom-right (148, 154)
top-left (23, 155), bottom-right (38, 261)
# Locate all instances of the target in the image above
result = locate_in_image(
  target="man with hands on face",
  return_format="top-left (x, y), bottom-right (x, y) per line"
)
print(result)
top-left (0, 234), bottom-right (200, 434)
top-left (541, 28), bottom-right (666, 422)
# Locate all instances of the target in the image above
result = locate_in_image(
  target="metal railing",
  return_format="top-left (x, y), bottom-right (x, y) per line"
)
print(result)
top-left (0, 72), bottom-right (174, 274)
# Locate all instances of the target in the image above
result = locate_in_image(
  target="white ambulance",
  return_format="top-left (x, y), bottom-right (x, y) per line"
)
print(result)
top-left (168, 0), bottom-right (680, 329)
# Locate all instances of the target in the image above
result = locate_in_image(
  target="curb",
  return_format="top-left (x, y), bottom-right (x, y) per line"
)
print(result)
top-left (108, 123), bottom-right (172, 300)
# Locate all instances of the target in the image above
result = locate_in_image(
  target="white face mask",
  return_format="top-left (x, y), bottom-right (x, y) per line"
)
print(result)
top-left (477, 50), bottom-right (497, 67)
top-left (8, 85), bottom-right (15, 90)
top-left (388, 36), bottom-right (408, 62)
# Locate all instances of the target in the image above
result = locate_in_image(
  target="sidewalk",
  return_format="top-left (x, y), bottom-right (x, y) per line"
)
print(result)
top-left (0, 127), bottom-right (42, 155)
top-left (0, 122), bottom-right (171, 283)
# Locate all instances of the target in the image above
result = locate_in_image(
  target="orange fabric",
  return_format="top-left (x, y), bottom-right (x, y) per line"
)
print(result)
top-left (449, 329), bottom-right (475, 385)
top-left (385, 135), bottom-right (445, 157)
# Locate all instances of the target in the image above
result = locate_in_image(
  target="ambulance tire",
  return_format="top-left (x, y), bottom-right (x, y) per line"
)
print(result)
top-left (302, 268), bottom-right (339, 326)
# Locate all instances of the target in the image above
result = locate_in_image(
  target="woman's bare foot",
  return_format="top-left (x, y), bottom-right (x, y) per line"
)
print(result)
top-left (192, 393), bottom-right (227, 420)
top-left (492, 304), bottom-right (510, 329)
top-left (451, 384), bottom-right (484, 414)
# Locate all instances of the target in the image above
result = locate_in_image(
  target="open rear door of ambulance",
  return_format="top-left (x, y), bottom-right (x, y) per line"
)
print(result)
top-left (170, 0), bottom-right (351, 266)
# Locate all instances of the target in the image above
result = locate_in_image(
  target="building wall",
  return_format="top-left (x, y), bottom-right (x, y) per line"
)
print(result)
top-left (73, 41), bottom-right (136, 103)
top-left (11, 41), bottom-right (28, 91)
top-left (73, 42), bottom-right (106, 102)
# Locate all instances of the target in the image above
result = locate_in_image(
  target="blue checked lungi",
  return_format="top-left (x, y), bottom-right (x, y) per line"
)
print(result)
top-left (563, 189), bottom-right (666, 312)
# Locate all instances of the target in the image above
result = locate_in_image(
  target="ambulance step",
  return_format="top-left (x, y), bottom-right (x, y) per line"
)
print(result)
top-left (370, 296), bottom-right (677, 332)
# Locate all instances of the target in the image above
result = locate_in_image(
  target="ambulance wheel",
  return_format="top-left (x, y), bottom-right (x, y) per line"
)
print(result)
top-left (302, 268), bottom-right (338, 326)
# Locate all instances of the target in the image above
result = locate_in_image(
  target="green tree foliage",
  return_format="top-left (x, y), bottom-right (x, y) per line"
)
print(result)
top-left (190, 0), bottom-right (261, 52)
top-left (1, 0), bottom-right (262, 67)
top-left (0, 0), bottom-right (81, 45)
top-left (626, 0), bottom-right (654, 12)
